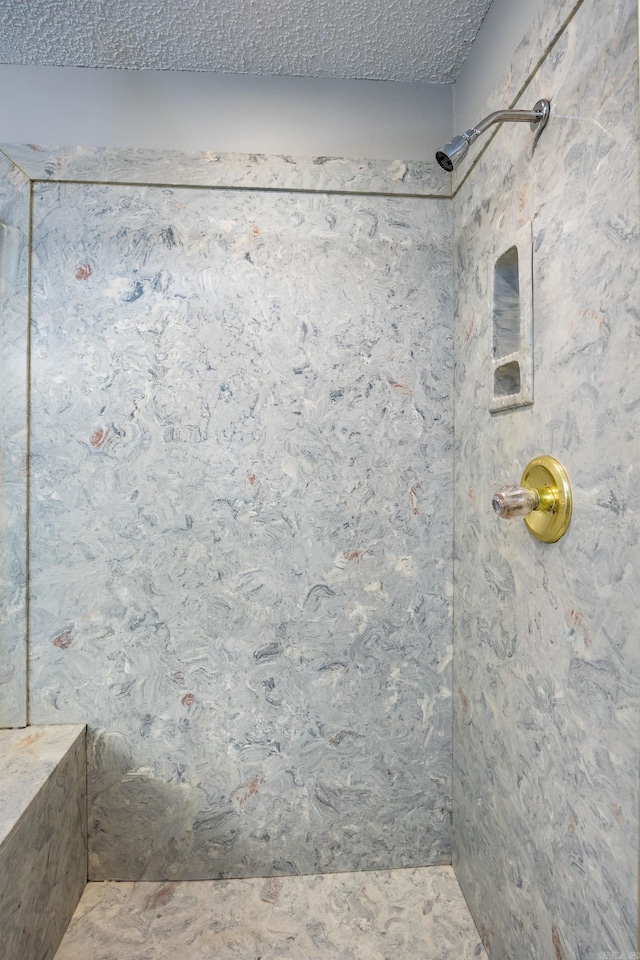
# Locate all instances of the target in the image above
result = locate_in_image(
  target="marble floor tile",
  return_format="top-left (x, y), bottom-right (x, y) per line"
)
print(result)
top-left (54, 866), bottom-right (485, 960)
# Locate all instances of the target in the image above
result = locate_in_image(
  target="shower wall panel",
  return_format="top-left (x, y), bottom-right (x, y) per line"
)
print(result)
top-left (452, 0), bottom-right (640, 955)
top-left (0, 154), bottom-right (29, 727)
top-left (28, 180), bottom-right (453, 879)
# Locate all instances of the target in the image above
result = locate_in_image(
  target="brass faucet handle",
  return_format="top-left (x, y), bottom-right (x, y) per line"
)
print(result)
top-left (491, 456), bottom-right (572, 542)
top-left (492, 484), bottom-right (539, 519)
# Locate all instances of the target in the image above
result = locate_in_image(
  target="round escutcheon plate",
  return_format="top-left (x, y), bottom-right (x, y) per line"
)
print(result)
top-left (521, 455), bottom-right (572, 543)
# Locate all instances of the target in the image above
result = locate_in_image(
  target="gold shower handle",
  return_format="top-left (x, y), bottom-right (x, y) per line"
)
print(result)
top-left (492, 455), bottom-right (572, 542)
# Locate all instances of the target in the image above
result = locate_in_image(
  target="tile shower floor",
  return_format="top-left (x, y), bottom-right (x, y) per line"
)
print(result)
top-left (54, 865), bottom-right (485, 960)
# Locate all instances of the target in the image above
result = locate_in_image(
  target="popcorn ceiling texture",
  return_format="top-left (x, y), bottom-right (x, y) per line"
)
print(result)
top-left (0, 0), bottom-right (493, 82)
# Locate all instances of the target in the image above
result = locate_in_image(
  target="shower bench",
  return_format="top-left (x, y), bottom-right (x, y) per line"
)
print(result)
top-left (0, 724), bottom-right (86, 960)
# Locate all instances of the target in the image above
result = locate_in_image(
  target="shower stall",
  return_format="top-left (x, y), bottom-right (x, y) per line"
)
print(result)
top-left (0, 0), bottom-right (638, 957)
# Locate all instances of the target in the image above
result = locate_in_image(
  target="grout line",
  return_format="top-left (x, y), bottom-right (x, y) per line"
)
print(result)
top-left (0, 147), bottom-right (31, 181)
top-left (84, 727), bottom-right (89, 883)
top-left (448, 195), bottom-right (457, 866)
top-left (25, 179), bottom-right (33, 728)
top-left (30, 177), bottom-right (450, 201)
top-left (637, 3), bottom-right (640, 949)
top-left (87, 862), bottom-right (458, 885)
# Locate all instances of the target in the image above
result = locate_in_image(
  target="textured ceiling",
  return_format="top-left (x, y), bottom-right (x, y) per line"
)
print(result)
top-left (0, 0), bottom-right (494, 83)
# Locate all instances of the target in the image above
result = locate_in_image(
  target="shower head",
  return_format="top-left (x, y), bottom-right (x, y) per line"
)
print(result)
top-left (435, 135), bottom-right (470, 172)
top-left (436, 99), bottom-right (550, 172)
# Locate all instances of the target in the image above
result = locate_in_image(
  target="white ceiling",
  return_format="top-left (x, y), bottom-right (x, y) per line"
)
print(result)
top-left (0, 0), bottom-right (494, 83)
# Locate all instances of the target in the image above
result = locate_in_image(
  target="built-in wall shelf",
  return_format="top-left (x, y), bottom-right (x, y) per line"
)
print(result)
top-left (489, 221), bottom-right (533, 413)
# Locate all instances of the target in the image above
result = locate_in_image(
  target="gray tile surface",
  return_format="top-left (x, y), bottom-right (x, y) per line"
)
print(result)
top-left (0, 153), bottom-right (29, 727)
top-left (54, 866), bottom-right (485, 960)
top-left (451, 0), bottom-right (584, 188)
top-left (0, 144), bottom-right (449, 196)
top-left (28, 178), bottom-right (454, 880)
top-left (0, 723), bottom-right (86, 840)
top-left (452, 0), bottom-right (640, 956)
top-left (0, 725), bottom-right (87, 960)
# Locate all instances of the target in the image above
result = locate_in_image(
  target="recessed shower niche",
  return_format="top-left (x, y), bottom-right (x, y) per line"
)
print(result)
top-left (489, 221), bottom-right (534, 412)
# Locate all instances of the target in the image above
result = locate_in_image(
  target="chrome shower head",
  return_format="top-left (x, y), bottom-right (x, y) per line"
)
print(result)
top-left (435, 99), bottom-right (550, 172)
top-left (435, 134), bottom-right (470, 172)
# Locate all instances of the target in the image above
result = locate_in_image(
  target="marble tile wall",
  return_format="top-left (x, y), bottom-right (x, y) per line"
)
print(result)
top-left (0, 724), bottom-right (87, 960)
top-left (451, 0), bottom-right (585, 189)
top-left (27, 177), bottom-right (454, 880)
top-left (0, 144), bottom-right (449, 197)
top-left (452, 0), bottom-right (640, 956)
top-left (0, 153), bottom-right (29, 728)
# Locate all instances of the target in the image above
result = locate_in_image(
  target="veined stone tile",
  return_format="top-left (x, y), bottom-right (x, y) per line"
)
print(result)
top-left (451, 0), bottom-right (584, 188)
top-left (452, 0), bottom-right (640, 956)
top-left (0, 725), bottom-right (87, 960)
top-left (0, 152), bottom-right (29, 727)
top-left (28, 180), bottom-right (453, 880)
top-left (0, 724), bottom-right (85, 840)
top-left (54, 866), bottom-right (485, 960)
top-left (0, 144), bottom-right (449, 197)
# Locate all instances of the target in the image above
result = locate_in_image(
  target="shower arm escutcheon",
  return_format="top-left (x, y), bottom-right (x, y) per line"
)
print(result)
top-left (492, 455), bottom-right (572, 543)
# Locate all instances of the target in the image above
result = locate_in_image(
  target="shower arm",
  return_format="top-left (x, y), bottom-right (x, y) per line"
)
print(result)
top-left (436, 99), bottom-right (551, 172)
top-left (464, 105), bottom-right (547, 144)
